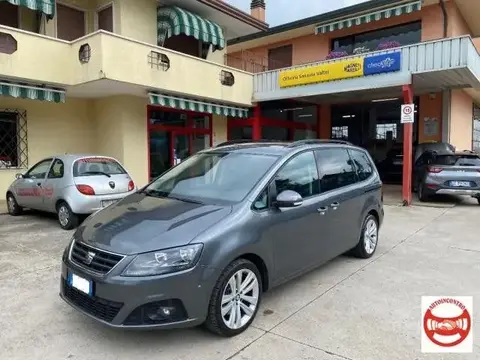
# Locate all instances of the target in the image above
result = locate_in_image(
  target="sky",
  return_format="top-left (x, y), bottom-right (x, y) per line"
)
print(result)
top-left (226, 0), bottom-right (369, 27)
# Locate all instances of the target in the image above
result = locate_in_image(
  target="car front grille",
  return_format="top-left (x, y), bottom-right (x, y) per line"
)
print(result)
top-left (70, 241), bottom-right (124, 274)
top-left (62, 280), bottom-right (123, 322)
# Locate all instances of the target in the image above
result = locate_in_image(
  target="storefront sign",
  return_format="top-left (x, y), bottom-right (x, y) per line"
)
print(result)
top-left (279, 58), bottom-right (364, 88)
top-left (363, 52), bottom-right (401, 76)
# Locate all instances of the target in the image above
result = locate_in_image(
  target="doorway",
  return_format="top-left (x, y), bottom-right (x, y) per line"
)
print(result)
top-left (148, 107), bottom-right (212, 180)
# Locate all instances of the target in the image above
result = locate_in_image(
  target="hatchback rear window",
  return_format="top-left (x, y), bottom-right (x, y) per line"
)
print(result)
top-left (73, 157), bottom-right (126, 177)
top-left (434, 155), bottom-right (480, 166)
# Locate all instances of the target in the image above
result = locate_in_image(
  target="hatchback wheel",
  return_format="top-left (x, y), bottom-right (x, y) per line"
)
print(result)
top-left (477, 197), bottom-right (480, 206)
top-left (351, 214), bottom-right (379, 259)
top-left (204, 258), bottom-right (262, 337)
top-left (57, 202), bottom-right (79, 230)
top-left (418, 182), bottom-right (428, 202)
top-left (6, 193), bottom-right (22, 216)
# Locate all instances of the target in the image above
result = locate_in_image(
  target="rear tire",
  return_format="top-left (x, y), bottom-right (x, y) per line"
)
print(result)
top-left (56, 202), bottom-right (79, 230)
top-left (477, 198), bottom-right (480, 206)
top-left (417, 182), bottom-right (428, 202)
top-left (6, 193), bottom-right (22, 216)
top-left (204, 258), bottom-right (262, 337)
top-left (351, 214), bottom-right (379, 259)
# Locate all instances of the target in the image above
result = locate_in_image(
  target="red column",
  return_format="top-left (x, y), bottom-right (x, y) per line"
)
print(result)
top-left (402, 85), bottom-right (414, 206)
top-left (252, 104), bottom-right (261, 140)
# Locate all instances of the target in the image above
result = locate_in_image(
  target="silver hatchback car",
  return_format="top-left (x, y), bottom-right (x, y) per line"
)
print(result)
top-left (6, 154), bottom-right (137, 229)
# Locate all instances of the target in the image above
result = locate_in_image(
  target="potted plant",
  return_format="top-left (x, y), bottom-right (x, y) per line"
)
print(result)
top-left (326, 50), bottom-right (349, 60)
top-left (376, 40), bottom-right (401, 51)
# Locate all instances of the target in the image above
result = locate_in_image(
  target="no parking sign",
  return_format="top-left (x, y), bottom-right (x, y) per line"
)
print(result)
top-left (401, 104), bottom-right (415, 123)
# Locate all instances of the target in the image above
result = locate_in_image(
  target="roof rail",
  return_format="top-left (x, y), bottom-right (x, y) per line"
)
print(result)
top-left (215, 139), bottom-right (285, 147)
top-left (287, 139), bottom-right (352, 148)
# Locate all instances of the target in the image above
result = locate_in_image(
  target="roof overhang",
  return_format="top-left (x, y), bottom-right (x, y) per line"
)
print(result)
top-left (453, 0), bottom-right (480, 37)
top-left (158, 0), bottom-right (268, 40)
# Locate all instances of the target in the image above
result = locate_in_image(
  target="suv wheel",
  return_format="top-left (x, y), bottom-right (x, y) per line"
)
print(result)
top-left (418, 182), bottom-right (428, 202)
top-left (57, 202), bottom-right (79, 230)
top-left (6, 193), bottom-right (22, 216)
top-left (204, 258), bottom-right (262, 337)
top-left (477, 197), bottom-right (480, 206)
top-left (351, 214), bottom-right (379, 259)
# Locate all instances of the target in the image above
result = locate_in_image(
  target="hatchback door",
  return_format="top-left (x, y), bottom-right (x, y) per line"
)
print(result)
top-left (72, 157), bottom-right (134, 196)
top-left (429, 154), bottom-right (480, 189)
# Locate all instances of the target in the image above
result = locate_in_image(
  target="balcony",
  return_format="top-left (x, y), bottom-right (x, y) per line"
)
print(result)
top-left (0, 26), bottom-right (254, 106)
top-left (253, 36), bottom-right (480, 102)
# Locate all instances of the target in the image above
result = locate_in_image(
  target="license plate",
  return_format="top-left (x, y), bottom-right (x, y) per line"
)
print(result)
top-left (68, 272), bottom-right (93, 296)
top-left (101, 199), bottom-right (118, 208)
top-left (450, 181), bottom-right (470, 187)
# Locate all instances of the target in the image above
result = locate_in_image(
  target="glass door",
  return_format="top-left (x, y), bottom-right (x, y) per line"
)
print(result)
top-left (172, 132), bottom-right (190, 166)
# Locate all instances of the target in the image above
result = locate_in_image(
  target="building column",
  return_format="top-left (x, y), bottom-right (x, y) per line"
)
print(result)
top-left (402, 85), bottom-right (414, 206)
top-left (318, 105), bottom-right (331, 139)
top-left (252, 104), bottom-right (262, 140)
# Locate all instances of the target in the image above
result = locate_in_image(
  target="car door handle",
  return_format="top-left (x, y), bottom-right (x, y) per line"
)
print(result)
top-left (330, 202), bottom-right (340, 210)
top-left (317, 206), bottom-right (328, 215)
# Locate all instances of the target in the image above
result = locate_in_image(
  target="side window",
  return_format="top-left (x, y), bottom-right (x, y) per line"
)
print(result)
top-left (48, 159), bottom-right (65, 179)
top-left (253, 188), bottom-right (269, 211)
top-left (349, 149), bottom-right (374, 181)
top-left (275, 151), bottom-right (320, 198)
top-left (314, 148), bottom-right (356, 192)
top-left (25, 159), bottom-right (53, 179)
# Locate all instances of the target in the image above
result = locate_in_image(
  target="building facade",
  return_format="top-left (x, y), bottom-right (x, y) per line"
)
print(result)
top-left (1, 0), bottom-right (480, 199)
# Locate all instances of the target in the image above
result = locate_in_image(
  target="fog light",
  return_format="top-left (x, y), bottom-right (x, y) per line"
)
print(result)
top-left (146, 306), bottom-right (176, 321)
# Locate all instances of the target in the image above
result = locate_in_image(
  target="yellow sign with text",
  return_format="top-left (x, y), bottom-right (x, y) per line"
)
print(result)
top-left (279, 58), bottom-right (364, 88)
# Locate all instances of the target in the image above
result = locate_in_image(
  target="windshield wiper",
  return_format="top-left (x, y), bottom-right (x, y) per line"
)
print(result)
top-left (167, 195), bottom-right (204, 204)
top-left (82, 171), bottom-right (111, 178)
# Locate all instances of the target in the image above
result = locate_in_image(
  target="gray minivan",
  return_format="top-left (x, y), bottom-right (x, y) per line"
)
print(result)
top-left (60, 140), bottom-right (384, 337)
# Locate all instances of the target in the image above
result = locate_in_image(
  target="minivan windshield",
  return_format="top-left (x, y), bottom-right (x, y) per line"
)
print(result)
top-left (143, 152), bottom-right (279, 204)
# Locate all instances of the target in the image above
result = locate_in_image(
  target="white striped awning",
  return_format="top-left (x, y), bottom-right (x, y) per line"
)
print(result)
top-left (0, 81), bottom-right (65, 103)
top-left (315, 1), bottom-right (422, 34)
top-left (148, 93), bottom-right (249, 118)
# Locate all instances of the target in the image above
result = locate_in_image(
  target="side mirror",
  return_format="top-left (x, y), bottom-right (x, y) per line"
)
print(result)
top-left (15, 173), bottom-right (23, 179)
top-left (274, 190), bottom-right (303, 208)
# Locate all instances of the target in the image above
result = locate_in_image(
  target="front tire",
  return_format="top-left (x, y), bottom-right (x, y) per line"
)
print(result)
top-left (418, 182), bottom-right (428, 202)
top-left (56, 202), bottom-right (79, 230)
top-left (6, 193), bottom-right (22, 216)
top-left (204, 258), bottom-right (262, 337)
top-left (351, 214), bottom-right (379, 259)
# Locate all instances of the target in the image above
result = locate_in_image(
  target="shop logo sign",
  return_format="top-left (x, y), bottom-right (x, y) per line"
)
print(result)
top-left (421, 296), bottom-right (473, 353)
top-left (344, 63), bottom-right (361, 73)
top-left (363, 52), bottom-right (401, 75)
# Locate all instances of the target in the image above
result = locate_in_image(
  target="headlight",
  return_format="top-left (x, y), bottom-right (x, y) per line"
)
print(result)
top-left (122, 244), bottom-right (203, 277)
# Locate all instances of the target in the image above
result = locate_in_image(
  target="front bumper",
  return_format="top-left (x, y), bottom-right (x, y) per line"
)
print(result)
top-left (59, 256), bottom-right (216, 329)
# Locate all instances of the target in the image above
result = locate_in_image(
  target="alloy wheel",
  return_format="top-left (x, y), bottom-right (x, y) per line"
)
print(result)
top-left (221, 269), bottom-right (259, 330)
top-left (364, 218), bottom-right (378, 255)
top-left (58, 205), bottom-right (70, 227)
top-left (7, 195), bottom-right (16, 213)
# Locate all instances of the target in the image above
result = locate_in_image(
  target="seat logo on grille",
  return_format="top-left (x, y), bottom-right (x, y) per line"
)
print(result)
top-left (84, 251), bottom-right (96, 265)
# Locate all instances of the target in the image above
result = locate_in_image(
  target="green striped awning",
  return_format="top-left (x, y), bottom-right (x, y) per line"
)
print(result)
top-left (315, 1), bottom-right (422, 34)
top-left (149, 93), bottom-right (249, 118)
top-left (0, 82), bottom-right (65, 103)
top-left (0, 0), bottom-right (55, 19)
top-left (157, 6), bottom-right (225, 50)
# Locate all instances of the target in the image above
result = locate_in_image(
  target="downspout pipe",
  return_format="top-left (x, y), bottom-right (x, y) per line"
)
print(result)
top-left (440, 0), bottom-right (448, 38)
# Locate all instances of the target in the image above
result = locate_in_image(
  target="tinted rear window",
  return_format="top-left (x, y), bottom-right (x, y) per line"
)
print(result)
top-left (434, 155), bottom-right (480, 166)
top-left (73, 157), bottom-right (126, 177)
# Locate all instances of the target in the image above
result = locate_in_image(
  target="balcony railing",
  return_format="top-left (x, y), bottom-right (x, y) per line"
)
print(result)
top-left (0, 26), bottom-right (254, 106)
top-left (253, 36), bottom-right (480, 99)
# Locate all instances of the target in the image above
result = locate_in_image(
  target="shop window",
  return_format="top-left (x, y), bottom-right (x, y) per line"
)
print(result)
top-left (376, 123), bottom-right (397, 140)
top-left (0, 2), bottom-right (19, 28)
top-left (57, 4), bottom-right (86, 41)
top-left (0, 110), bottom-right (28, 169)
top-left (0, 32), bottom-right (17, 54)
top-left (220, 71), bottom-right (235, 86)
top-left (150, 110), bottom-right (188, 127)
top-left (97, 5), bottom-right (113, 32)
top-left (331, 126), bottom-right (348, 140)
top-left (331, 21), bottom-right (421, 55)
top-left (229, 126), bottom-right (252, 140)
top-left (148, 51), bottom-right (170, 71)
top-left (473, 105), bottom-right (480, 153)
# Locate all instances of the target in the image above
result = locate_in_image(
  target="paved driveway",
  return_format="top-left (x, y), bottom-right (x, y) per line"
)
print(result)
top-left (0, 205), bottom-right (479, 360)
